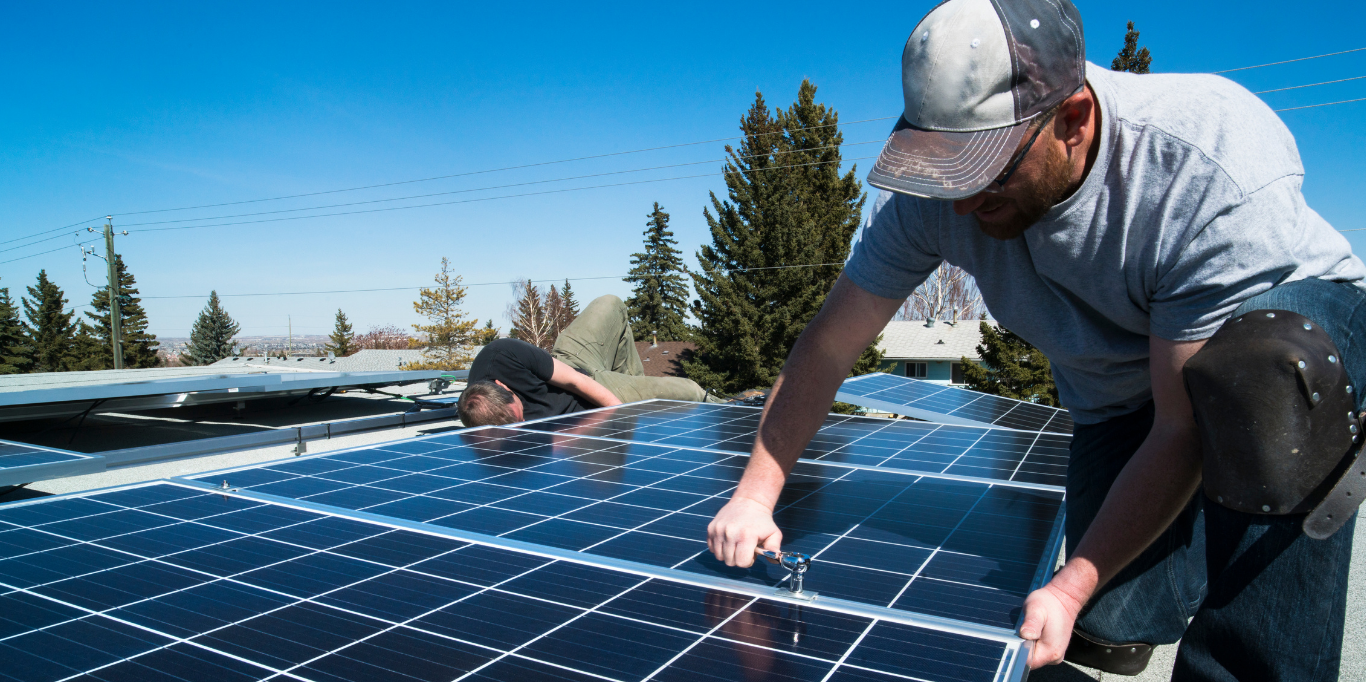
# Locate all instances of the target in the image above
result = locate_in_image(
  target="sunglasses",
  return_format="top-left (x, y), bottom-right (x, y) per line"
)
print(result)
top-left (980, 112), bottom-right (1056, 194)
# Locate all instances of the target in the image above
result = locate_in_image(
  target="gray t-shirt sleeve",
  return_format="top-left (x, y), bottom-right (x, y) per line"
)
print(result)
top-left (845, 192), bottom-right (944, 300)
top-left (1148, 176), bottom-right (1310, 341)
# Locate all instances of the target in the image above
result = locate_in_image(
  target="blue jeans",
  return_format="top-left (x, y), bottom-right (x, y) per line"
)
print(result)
top-left (1067, 278), bottom-right (1361, 681)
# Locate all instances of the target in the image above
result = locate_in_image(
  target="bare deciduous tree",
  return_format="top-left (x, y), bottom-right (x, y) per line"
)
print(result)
top-left (354, 324), bottom-right (412, 350)
top-left (898, 263), bottom-right (988, 322)
top-left (507, 279), bottom-right (555, 350)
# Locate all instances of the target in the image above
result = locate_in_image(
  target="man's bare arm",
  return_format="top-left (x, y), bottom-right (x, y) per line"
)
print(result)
top-left (707, 274), bottom-right (904, 567)
top-left (1021, 336), bottom-right (1207, 668)
top-left (548, 357), bottom-right (623, 408)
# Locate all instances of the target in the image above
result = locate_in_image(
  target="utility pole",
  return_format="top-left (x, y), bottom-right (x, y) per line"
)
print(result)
top-left (288, 315), bottom-right (292, 357)
top-left (103, 217), bottom-right (124, 370)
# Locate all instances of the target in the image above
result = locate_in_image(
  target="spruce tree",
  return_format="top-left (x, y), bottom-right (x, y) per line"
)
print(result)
top-left (474, 319), bottom-right (499, 346)
top-left (182, 291), bottom-right (242, 365)
top-left (84, 255), bottom-right (160, 369)
top-left (0, 288), bottom-right (33, 374)
top-left (685, 80), bottom-right (877, 394)
top-left (69, 322), bottom-right (107, 371)
top-left (625, 203), bottom-right (691, 342)
top-left (960, 321), bottom-right (1061, 406)
top-left (559, 279), bottom-right (579, 330)
top-left (326, 309), bottom-right (355, 357)
top-left (22, 270), bottom-right (79, 372)
top-left (406, 257), bottom-right (479, 370)
top-left (1112, 22), bottom-right (1152, 73)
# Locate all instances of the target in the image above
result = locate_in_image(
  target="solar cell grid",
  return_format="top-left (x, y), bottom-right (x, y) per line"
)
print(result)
top-left (515, 400), bottom-right (1069, 488)
top-left (188, 427), bottom-right (1064, 631)
top-left (0, 439), bottom-right (104, 487)
top-left (0, 481), bottom-right (1020, 682)
top-left (836, 373), bottom-right (1075, 434)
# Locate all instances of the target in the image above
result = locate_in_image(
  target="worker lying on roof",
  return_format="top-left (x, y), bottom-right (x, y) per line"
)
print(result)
top-left (457, 295), bottom-right (722, 426)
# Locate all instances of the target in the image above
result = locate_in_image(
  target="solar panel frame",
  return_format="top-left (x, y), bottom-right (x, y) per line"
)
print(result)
top-left (510, 399), bottom-right (1070, 490)
top-left (836, 373), bottom-right (1075, 434)
top-left (181, 424), bottom-right (1067, 635)
top-left (0, 438), bottom-right (104, 487)
top-left (0, 479), bottom-right (1036, 682)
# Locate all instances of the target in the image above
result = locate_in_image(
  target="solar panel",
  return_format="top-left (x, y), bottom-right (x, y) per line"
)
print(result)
top-left (187, 426), bottom-right (1064, 632)
top-left (0, 439), bottom-right (104, 487)
top-left (836, 373), bottom-right (1074, 434)
top-left (515, 400), bottom-right (1070, 488)
top-left (0, 480), bottom-right (1030, 681)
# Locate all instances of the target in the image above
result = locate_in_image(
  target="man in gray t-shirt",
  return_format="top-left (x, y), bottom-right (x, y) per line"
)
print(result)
top-left (703, 0), bottom-right (1365, 679)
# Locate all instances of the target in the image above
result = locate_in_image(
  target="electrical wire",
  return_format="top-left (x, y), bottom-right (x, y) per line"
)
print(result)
top-left (0, 216), bottom-right (106, 248)
top-left (1274, 97), bottom-right (1366, 112)
top-left (1212, 47), bottom-right (1366, 73)
top-left (125, 155), bottom-right (877, 235)
top-left (111, 140), bottom-right (884, 229)
top-left (1255, 75), bottom-right (1366, 94)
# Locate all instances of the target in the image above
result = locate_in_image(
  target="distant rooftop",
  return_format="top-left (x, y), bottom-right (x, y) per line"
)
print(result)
top-left (635, 341), bottom-right (696, 378)
top-left (878, 319), bottom-right (992, 360)
top-left (211, 348), bottom-right (485, 372)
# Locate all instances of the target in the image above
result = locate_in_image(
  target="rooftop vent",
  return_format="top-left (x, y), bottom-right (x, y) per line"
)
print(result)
top-left (926, 319), bottom-right (936, 328)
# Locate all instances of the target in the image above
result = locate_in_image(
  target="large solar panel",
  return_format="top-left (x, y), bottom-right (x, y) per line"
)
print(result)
top-left (187, 427), bottom-right (1064, 632)
top-left (0, 480), bottom-right (1031, 681)
top-left (0, 439), bottom-right (104, 487)
top-left (515, 400), bottom-right (1069, 488)
top-left (836, 373), bottom-right (1074, 434)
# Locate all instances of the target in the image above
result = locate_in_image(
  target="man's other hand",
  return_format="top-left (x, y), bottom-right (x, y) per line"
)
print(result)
top-left (1020, 582), bottom-right (1084, 668)
top-left (707, 496), bottom-right (781, 568)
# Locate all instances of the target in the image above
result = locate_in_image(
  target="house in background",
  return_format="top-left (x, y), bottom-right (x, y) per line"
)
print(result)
top-left (876, 319), bottom-right (990, 385)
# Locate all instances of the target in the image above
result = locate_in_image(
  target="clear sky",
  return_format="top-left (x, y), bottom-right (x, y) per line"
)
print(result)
top-left (2, 1), bottom-right (1363, 340)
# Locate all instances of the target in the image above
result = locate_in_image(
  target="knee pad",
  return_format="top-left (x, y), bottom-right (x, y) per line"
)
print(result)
top-left (1184, 310), bottom-right (1366, 539)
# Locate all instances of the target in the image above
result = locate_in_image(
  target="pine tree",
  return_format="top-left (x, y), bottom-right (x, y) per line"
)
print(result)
top-left (22, 270), bottom-right (79, 372)
top-left (0, 288), bottom-right (33, 374)
top-left (625, 203), bottom-right (691, 342)
top-left (83, 254), bottom-right (160, 369)
top-left (960, 321), bottom-right (1061, 406)
top-left (685, 80), bottom-right (876, 393)
top-left (474, 319), bottom-right (500, 346)
top-left (68, 322), bottom-right (107, 371)
top-left (507, 279), bottom-right (554, 350)
top-left (560, 279), bottom-right (579, 330)
top-left (545, 285), bottom-right (567, 340)
top-left (1112, 22), bottom-right (1152, 74)
top-left (405, 257), bottom-right (479, 370)
top-left (326, 309), bottom-right (355, 357)
top-left (181, 291), bottom-right (242, 366)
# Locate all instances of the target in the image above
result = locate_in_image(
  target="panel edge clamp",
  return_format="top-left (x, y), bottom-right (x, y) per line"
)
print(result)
top-left (756, 548), bottom-right (818, 601)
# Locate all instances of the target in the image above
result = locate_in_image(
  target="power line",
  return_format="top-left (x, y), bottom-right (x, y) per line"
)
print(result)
top-left (132, 262), bottom-right (848, 300)
top-left (112, 140), bottom-right (884, 229)
top-left (1213, 47), bottom-right (1366, 73)
top-left (126, 155), bottom-right (877, 235)
top-left (0, 216), bottom-right (106, 248)
top-left (1274, 97), bottom-right (1366, 112)
top-left (0, 240), bottom-right (98, 267)
top-left (1255, 75), bottom-right (1366, 94)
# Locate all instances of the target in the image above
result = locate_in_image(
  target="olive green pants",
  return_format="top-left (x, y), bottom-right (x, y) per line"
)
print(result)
top-left (550, 295), bottom-right (721, 404)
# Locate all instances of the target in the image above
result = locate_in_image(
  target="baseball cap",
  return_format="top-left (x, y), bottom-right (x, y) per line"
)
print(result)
top-left (868, 0), bottom-right (1087, 199)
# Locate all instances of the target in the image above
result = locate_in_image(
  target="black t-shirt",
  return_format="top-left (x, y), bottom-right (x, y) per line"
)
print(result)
top-left (467, 338), bottom-right (584, 421)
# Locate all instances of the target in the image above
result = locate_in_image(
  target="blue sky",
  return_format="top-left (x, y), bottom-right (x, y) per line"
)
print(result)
top-left (2, 1), bottom-right (1363, 340)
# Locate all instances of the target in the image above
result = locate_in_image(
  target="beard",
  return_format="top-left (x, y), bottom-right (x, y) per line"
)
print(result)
top-left (973, 141), bottom-right (1075, 240)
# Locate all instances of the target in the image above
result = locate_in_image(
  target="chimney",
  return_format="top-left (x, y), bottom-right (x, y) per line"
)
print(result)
top-left (925, 318), bottom-right (936, 328)
top-left (651, 331), bottom-right (658, 347)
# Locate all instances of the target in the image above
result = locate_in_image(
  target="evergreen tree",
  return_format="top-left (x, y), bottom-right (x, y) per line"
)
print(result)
top-left (68, 322), bottom-right (107, 371)
top-left (22, 270), bottom-right (79, 372)
top-left (1112, 22), bottom-right (1152, 74)
top-left (0, 288), bottom-right (33, 374)
top-left (625, 203), bottom-right (691, 342)
top-left (960, 321), bottom-right (1061, 406)
top-left (182, 291), bottom-right (242, 366)
top-left (507, 279), bottom-right (554, 350)
top-left (685, 80), bottom-right (877, 393)
top-left (405, 257), bottom-right (479, 370)
top-left (560, 279), bottom-right (579, 329)
top-left (325, 309), bottom-right (355, 357)
top-left (83, 254), bottom-right (160, 369)
top-left (474, 319), bottom-right (500, 346)
top-left (545, 285), bottom-right (567, 340)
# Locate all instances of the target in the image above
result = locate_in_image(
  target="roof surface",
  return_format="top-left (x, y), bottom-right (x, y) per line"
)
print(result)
top-left (878, 320), bottom-right (992, 360)
top-left (635, 341), bottom-right (696, 377)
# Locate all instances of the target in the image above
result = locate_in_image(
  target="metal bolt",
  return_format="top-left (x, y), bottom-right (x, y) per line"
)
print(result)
top-left (1329, 355), bottom-right (1338, 364)
top-left (1298, 361), bottom-right (1307, 369)
top-left (1235, 317), bottom-right (1243, 322)
top-left (1304, 323), bottom-right (1313, 330)
top-left (1262, 505), bottom-right (1271, 512)
top-left (1217, 496), bottom-right (1224, 503)
top-left (1352, 424), bottom-right (1359, 434)
top-left (1266, 312), bottom-right (1276, 318)
top-left (1313, 392), bottom-right (1321, 401)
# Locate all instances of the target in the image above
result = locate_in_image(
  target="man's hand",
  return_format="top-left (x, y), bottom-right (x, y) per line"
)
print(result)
top-left (707, 496), bottom-right (782, 568)
top-left (1020, 581), bottom-right (1086, 668)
